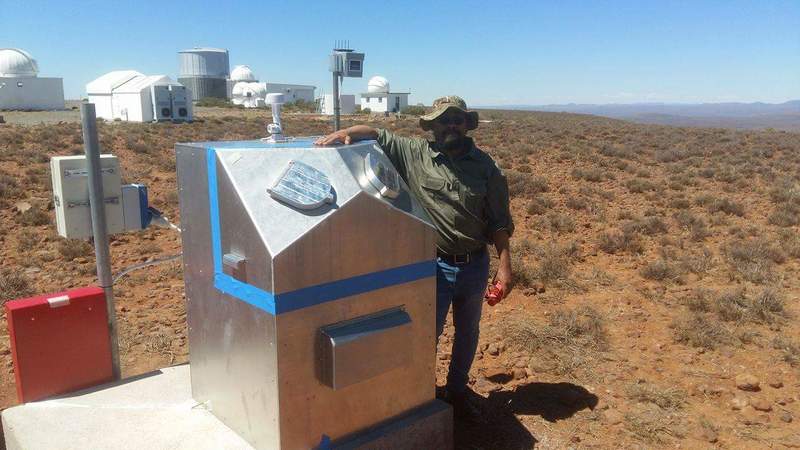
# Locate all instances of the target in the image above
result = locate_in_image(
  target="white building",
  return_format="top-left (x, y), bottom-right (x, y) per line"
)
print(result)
top-left (231, 81), bottom-right (266, 108)
top-left (86, 71), bottom-right (192, 122)
top-left (360, 76), bottom-right (409, 114)
top-left (0, 48), bottom-right (64, 110)
top-left (226, 64), bottom-right (315, 104)
top-left (264, 83), bottom-right (315, 104)
top-left (319, 94), bottom-right (355, 115)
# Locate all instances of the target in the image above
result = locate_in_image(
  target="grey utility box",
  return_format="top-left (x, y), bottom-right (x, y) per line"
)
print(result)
top-left (176, 138), bottom-right (449, 449)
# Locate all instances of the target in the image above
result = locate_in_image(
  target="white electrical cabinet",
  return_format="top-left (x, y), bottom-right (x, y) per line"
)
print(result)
top-left (51, 155), bottom-right (124, 239)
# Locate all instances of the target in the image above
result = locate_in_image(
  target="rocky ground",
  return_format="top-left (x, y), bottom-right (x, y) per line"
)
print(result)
top-left (1, 107), bottom-right (799, 449)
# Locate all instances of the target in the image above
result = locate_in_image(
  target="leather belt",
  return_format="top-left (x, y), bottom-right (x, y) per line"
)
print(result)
top-left (436, 247), bottom-right (486, 265)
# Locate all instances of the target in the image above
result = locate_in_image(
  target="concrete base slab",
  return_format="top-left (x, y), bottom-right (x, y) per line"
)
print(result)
top-left (2, 364), bottom-right (253, 450)
top-left (2, 364), bottom-right (453, 450)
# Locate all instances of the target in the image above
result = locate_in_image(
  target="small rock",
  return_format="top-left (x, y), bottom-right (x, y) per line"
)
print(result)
top-left (484, 367), bottom-right (510, 380)
top-left (768, 378), bottom-right (784, 389)
top-left (781, 411), bottom-right (793, 423)
top-left (694, 426), bottom-right (718, 443)
top-left (438, 352), bottom-right (451, 361)
top-left (740, 406), bottom-right (769, 425)
top-left (513, 368), bottom-right (526, 380)
top-left (14, 201), bottom-right (32, 214)
top-left (735, 374), bottom-right (760, 392)
top-left (487, 343), bottom-right (499, 356)
top-left (730, 396), bottom-right (748, 410)
top-left (514, 359), bottom-right (527, 369)
top-left (533, 282), bottom-right (546, 293)
top-left (603, 409), bottom-right (624, 425)
top-left (474, 378), bottom-right (500, 393)
top-left (480, 342), bottom-right (489, 352)
top-left (750, 397), bottom-right (772, 412)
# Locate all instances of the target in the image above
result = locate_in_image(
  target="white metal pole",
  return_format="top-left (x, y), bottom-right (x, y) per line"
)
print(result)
top-left (81, 103), bottom-right (121, 380)
top-left (333, 71), bottom-right (341, 131)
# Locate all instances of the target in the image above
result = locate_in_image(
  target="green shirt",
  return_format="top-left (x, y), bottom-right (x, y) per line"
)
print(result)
top-left (376, 128), bottom-right (514, 255)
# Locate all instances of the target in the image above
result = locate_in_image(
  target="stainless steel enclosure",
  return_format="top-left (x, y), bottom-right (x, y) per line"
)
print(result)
top-left (176, 138), bottom-right (438, 449)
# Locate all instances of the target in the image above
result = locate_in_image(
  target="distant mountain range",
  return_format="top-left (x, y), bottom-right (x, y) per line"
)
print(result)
top-left (483, 100), bottom-right (800, 131)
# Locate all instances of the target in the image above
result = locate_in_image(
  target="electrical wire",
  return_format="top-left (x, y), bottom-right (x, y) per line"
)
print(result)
top-left (112, 253), bottom-right (183, 285)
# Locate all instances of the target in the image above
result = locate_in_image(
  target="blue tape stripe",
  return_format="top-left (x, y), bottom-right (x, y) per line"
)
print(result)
top-left (206, 148), bottom-right (223, 272)
top-left (205, 145), bottom-right (434, 316)
top-left (214, 273), bottom-right (276, 314)
top-left (274, 260), bottom-right (436, 314)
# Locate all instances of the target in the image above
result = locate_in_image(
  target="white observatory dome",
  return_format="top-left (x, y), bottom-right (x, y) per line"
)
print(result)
top-left (232, 81), bottom-right (267, 108)
top-left (230, 65), bottom-right (257, 82)
top-left (0, 48), bottom-right (39, 77)
top-left (367, 76), bottom-right (390, 94)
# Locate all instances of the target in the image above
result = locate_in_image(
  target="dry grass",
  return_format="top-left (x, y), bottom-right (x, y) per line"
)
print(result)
top-left (504, 305), bottom-right (607, 376)
top-left (56, 238), bottom-right (94, 261)
top-left (627, 382), bottom-right (686, 410)
top-left (0, 268), bottom-right (34, 303)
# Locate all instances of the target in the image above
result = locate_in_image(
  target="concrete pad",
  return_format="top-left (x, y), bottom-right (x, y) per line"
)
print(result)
top-left (3, 364), bottom-right (452, 450)
top-left (2, 364), bottom-right (253, 450)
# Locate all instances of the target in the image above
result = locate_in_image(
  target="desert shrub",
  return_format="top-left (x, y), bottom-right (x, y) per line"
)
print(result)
top-left (57, 238), bottom-right (93, 261)
top-left (17, 229), bottom-right (39, 252)
top-left (195, 97), bottom-right (233, 107)
top-left (526, 196), bottom-right (553, 215)
top-left (684, 288), bottom-right (713, 312)
top-left (707, 198), bottom-right (745, 217)
top-left (565, 196), bottom-right (589, 210)
top-left (533, 243), bottom-right (573, 283)
top-left (641, 259), bottom-right (683, 283)
top-left (681, 247), bottom-right (715, 275)
top-left (598, 229), bottom-right (644, 254)
top-left (773, 336), bottom-right (800, 367)
top-left (0, 268), bottom-right (34, 303)
top-left (778, 230), bottom-right (800, 258)
top-left (626, 178), bottom-right (657, 193)
top-left (18, 207), bottom-right (50, 226)
top-left (627, 382), bottom-right (686, 410)
top-left (504, 305), bottom-right (607, 375)
top-left (654, 148), bottom-right (688, 163)
top-left (571, 167), bottom-right (605, 182)
top-left (725, 238), bottom-right (784, 283)
top-left (673, 313), bottom-right (733, 349)
top-left (400, 105), bottom-right (426, 116)
top-left (506, 171), bottom-right (549, 197)
top-left (621, 216), bottom-right (668, 236)
top-left (768, 203), bottom-right (800, 227)
top-left (540, 213), bottom-right (575, 233)
top-left (0, 172), bottom-right (20, 201)
top-left (668, 197), bottom-right (691, 209)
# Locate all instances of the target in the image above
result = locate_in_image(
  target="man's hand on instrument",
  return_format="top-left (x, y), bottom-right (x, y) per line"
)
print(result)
top-left (314, 130), bottom-right (351, 146)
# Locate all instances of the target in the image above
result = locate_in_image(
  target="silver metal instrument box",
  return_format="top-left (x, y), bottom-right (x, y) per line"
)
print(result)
top-left (176, 138), bottom-right (438, 449)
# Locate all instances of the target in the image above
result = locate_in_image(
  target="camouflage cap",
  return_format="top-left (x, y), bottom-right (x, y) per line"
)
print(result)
top-left (419, 95), bottom-right (479, 131)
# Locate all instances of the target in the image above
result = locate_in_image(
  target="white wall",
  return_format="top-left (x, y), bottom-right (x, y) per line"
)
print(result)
top-left (265, 83), bottom-right (315, 103)
top-left (360, 93), bottom-right (409, 114)
top-left (321, 94), bottom-right (355, 115)
top-left (88, 93), bottom-right (114, 120)
top-left (360, 95), bottom-right (387, 113)
top-left (0, 77), bottom-right (64, 110)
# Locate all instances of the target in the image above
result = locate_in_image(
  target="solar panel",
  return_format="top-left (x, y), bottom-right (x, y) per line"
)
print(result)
top-left (268, 160), bottom-right (334, 210)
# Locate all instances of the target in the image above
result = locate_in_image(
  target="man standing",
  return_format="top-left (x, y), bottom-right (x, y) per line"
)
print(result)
top-left (315, 96), bottom-right (514, 420)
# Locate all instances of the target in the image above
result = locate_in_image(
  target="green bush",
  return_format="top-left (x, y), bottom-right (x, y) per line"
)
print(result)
top-left (401, 105), bottom-right (426, 116)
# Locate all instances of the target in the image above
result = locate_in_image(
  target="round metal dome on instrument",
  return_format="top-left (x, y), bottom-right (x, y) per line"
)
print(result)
top-left (230, 65), bottom-right (257, 82)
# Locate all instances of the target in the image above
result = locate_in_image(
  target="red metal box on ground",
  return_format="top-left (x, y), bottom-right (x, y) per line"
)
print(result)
top-left (5, 286), bottom-right (113, 403)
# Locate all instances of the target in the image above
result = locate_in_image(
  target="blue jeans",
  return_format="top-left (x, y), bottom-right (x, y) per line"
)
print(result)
top-left (436, 249), bottom-right (489, 394)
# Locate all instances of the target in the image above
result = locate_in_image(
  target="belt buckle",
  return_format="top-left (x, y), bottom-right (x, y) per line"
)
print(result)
top-left (453, 253), bottom-right (469, 265)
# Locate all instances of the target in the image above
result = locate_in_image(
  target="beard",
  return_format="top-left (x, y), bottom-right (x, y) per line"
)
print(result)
top-left (439, 131), bottom-right (466, 151)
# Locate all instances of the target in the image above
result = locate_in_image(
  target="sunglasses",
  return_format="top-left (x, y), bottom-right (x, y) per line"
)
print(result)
top-left (437, 115), bottom-right (465, 126)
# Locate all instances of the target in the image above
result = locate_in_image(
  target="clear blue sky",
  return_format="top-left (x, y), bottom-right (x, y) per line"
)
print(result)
top-left (2, 0), bottom-right (798, 105)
